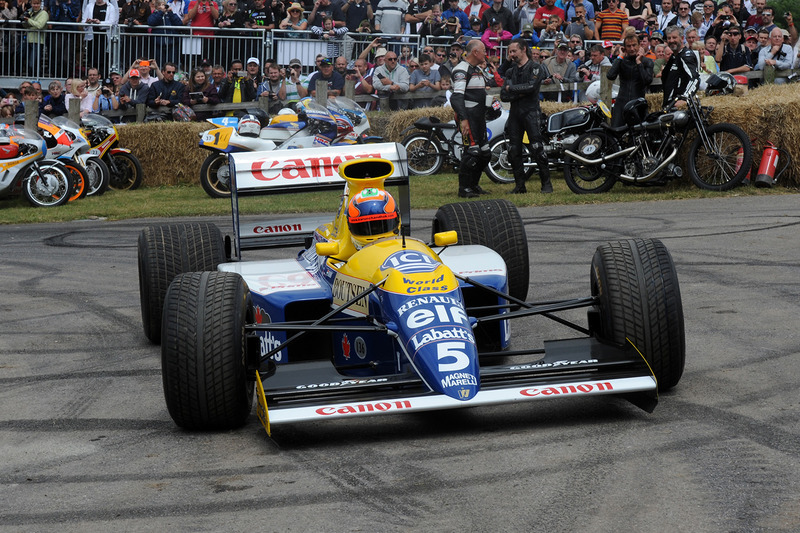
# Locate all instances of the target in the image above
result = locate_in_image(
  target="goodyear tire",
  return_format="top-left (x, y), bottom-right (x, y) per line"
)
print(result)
top-left (138, 223), bottom-right (226, 344)
top-left (161, 271), bottom-right (254, 430)
top-left (432, 199), bottom-right (529, 302)
top-left (590, 238), bottom-right (685, 391)
top-left (200, 153), bottom-right (232, 198)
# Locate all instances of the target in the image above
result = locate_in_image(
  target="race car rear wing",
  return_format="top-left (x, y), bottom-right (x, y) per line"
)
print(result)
top-left (228, 143), bottom-right (410, 257)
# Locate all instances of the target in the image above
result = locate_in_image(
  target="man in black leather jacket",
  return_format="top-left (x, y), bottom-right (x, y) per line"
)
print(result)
top-left (662, 25), bottom-right (699, 108)
top-left (607, 33), bottom-right (654, 127)
top-left (451, 39), bottom-right (494, 198)
top-left (500, 38), bottom-right (552, 194)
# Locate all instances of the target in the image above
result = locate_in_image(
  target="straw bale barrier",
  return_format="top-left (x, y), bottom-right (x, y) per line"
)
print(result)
top-left (118, 83), bottom-right (800, 187)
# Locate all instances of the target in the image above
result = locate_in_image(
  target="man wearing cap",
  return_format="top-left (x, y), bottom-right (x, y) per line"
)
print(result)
top-left (662, 25), bottom-right (699, 107)
top-left (513, 22), bottom-right (542, 46)
top-left (118, 69), bottom-right (149, 121)
top-left (443, 0), bottom-right (471, 31)
top-left (451, 40), bottom-right (493, 198)
top-left (308, 57), bottom-right (346, 97)
top-left (284, 59), bottom-right (310, 100)
top-left (607, 33), bottom-right (653, 127)
top-left (372, 50), bottom-right (410, 109)
top-left (716, 25), bottom-right (752, 74)
top-left (501, 38), bottom-right (552, 194)
top-left (533, 0), bottom-right (565, 32)
top-left (245, 57), bottom-right (263, 85)
top-left (543, 41), bottom-right (580, 102)
top-left (484, 0), bottom-right (515, 35)
top-left (122, 58), bottom-right (162, 88)
top-left (595, 0), bottom-right (628, 40)
top-left (438, 42), bottom-right (464, 78)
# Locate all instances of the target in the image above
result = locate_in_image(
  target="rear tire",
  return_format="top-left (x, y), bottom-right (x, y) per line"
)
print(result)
top-left (161, 271), bottom-right (254, 430)
top-left (64, 161), bottom-right (89, 201)
top-left (563, 131), bottom-right (620, 194)
top-left (687, 123), bottom-right (751, 191)
top-left (138, 223), bottom-right (226, 344)
top-left (590, 239), bottom-right (685, 391)
top-left (432, 199), bottom-right (529, 302)
top-left (200, 153), bottom-right (231, 198)
top-left (402, 134), bottom-right (444, 176)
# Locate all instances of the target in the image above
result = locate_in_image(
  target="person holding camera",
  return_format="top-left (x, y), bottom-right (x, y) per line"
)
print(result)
top-left (183, 0), bottom-right (218, 61)
top-left (91, 80), bottom-right (119, 114)
top-left (342, 0), bottom-right (374, 32)
top-left (716, 26), bottom-right (753, 74)
top-left (283, 59), bottom-right (309, 100)
top-left (81, 0), bottom-right (118, 77)
top-left (707, 3), bottom-right (737, 43)
top-left (564, 4), bottom-right (595, 41)
top-left (20, 0), bottom-right (48, 77)
top-left (120, 0), bottom-right (152, 32)
top-left (148, 0), bottom-right (183, 69)
top-left (257, 65), bottom-right (286, 113)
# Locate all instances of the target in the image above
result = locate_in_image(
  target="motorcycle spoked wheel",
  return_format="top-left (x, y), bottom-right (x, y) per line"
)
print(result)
top-left (563, 131), bottom-right (621, 194)
top-left (22, 161), bottom-right (72, 207)
top-left (687, 123), bottom-right (751, 191)
top-left (401, 134), bottom-right (444, 176)
top-left (63, 161), bottom-right (90, 201)
top-left (85, 156), bottom-right (110, 196)
top-left (108, 152), bottom-right (144, 191)
top-left (200, 153), bottom-right (231, 198)
top-left (486, 136), bottom-right (535, 185)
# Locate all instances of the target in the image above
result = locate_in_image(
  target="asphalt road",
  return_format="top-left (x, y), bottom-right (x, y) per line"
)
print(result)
top-left (2, 194), bottom-right (799, 532)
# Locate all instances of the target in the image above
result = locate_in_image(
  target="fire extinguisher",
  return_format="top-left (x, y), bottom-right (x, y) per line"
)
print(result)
top-left (754, 142), bottom-right (790, 188)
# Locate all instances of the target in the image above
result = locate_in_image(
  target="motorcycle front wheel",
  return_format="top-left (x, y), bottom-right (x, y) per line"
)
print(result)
top-left (688, 123), bottom-right (751, 191)
top-left (108, 152), bottom-right (144, 191)
top-left (85, 156), bottom-right (110, 196)
top-left (402, 134), bottom-right (444, 176)
top-left (563, 131), bottom-right (620, 194)
top-left (200, 153), bottom-right (231, 198)
top-left (23, 161), bottom-right (72, 207)
top-left (486, 136), bottom-right (535, 184)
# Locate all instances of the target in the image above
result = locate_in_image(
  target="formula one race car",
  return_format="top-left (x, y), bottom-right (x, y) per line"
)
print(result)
top-left (137, 143), bottom-right (685, 436)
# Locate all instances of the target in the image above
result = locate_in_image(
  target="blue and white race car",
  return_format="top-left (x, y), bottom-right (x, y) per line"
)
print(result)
top-left (137, 143), bottom-right (685, 436)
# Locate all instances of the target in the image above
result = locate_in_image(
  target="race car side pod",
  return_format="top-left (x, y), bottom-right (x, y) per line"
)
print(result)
top-left (253, 277), bottom-right (388, 365)
top-left (453, 272), bottom-right (595, 336)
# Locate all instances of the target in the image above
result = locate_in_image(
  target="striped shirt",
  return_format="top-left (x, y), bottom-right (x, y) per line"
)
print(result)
top-left (596, 8), bottom-right (627, 40)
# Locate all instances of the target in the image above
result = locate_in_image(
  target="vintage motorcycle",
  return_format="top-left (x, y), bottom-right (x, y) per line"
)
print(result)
top-left (0, 126), bottom-right (72, 208)
top-left (81, 114), bottom-right (145, 191)
top-left (198, 97), bottom-right (377, 198)
top-left (562, 85), bottom-right (752, 193)
top-left (484, 100), bottom-right (611, 184)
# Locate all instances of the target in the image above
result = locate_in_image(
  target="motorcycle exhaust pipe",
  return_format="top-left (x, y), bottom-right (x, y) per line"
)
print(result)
top-left (617, 148), bottom-right (679, 182)
top-left (563, 145), bottom-right (637, 166)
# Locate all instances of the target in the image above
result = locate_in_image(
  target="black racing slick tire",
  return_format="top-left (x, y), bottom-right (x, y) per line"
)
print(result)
top-left (687, 123), bottom-right (751, 191)
top-left (402, 134), bottom-right (444, 176)
top-left (432, 199), bottom-right (529, 302)
top-left (138, 223), bottom-right (226, 344)
top-left (486, 136), bottom-right (535, 184)
top-left (200, 153), bottom-right (232, 198)
top-left (590, 239), bottom-right (685, 391)
top-left (161, 271), bottom-right (255, 430)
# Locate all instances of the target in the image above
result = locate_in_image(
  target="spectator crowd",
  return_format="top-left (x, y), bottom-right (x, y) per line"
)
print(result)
top-left (1, 0), bottom-right (798, 119)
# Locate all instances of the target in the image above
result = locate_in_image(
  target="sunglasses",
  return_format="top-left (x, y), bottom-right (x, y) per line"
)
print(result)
top-left (437, 53), bottom-right (446, 57)
top-left (164, 70), bottom-right (176, 74)
top-left (385, 57), bottom-right (397, 61)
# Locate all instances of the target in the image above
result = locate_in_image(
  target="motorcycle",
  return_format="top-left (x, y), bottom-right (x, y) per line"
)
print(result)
top-left (0, 126), bottom-right (73, 208)
top-left (198, 97), bottom-right (377, 198)
top-left (485, 100), bottom-right (611, 184)
top-left (400, 98), bottom-right (507, 178)
top-left (80, 114), bottom-right (145, 191)
top-left (562, 84), bottom-right (753, 193)
top-left (49, 116), bottom-right (110, 198)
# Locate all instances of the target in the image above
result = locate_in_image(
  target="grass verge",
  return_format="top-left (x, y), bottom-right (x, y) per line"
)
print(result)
top-left (0, 172), bottom-right (794, 225)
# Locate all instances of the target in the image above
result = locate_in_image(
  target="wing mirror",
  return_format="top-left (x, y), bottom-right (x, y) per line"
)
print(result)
top-left (315, 241), bottom-right (340, 257)
top-left (433, 231), bottom-right (457, 247)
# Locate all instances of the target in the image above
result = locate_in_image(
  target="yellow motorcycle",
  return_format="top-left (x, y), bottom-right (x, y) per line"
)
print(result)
top-left (81, 115), bottom-right (144, 190)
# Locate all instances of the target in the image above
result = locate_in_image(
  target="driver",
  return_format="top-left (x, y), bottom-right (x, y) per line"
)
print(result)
top-left (346, 188), bottom-right (400, 250)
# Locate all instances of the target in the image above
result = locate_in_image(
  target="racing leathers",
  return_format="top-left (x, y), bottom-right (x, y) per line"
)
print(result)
top-left (450, 61), bottom-right (494, 197)
top-left (606, 54), bottom-right (654, 128)
top-left (662, 46), bottom-right (699, 108)
top-left (500, 59), bottom-right (552, 193)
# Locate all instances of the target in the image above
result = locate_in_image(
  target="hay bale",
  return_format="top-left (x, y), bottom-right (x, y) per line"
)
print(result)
top-left (383, 107), bottom-right (457, 143)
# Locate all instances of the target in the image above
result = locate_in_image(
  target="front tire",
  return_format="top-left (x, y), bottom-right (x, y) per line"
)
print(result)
top-left (590, 239), bottom-right (685, 391)
top-left (688, 123), bottom-right (751, 191)
top-left (23, 161), bottom-right (71, 207)
top-left (486, 136), bottom-right (534, 184)
top-left (161, 271), bottom-right (254, 430)
top-left (138, 223), bottom-right (226, 344)
top-left (402, 134), bottom-right (444, 176)
top-left (432, 199), bottom-right (529, 302)
top-left (85, 156), bottom-right (110, 196)
top-left (200, 153), bottom-right (231, 198)
top-left (563, 131), bottom-right (620, 194)
top-left (108, 151), bottom-right (144, 190)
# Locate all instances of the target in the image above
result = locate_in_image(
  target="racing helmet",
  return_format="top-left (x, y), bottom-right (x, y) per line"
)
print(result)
top-left (346, 188), bottom-right (400, 249)
top-left (705, 72), bottom-right (737, 96)
top-left (238, 114), bottom-right (262, 137)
